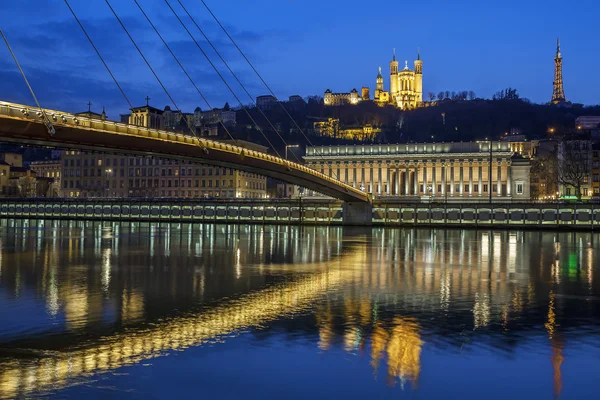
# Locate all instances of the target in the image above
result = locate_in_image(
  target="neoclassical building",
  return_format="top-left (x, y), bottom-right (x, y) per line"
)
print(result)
top-left (304, 142), bottom-right (531, 201)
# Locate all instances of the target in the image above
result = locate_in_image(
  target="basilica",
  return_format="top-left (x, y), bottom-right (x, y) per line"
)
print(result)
top-left (324, 49), bottom-right (424, 110)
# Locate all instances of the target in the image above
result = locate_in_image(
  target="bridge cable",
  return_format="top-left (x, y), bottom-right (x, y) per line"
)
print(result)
top-left (132, 0), bottom-right (237, 144)
top-left (104, 0), bottom-right (208, 152)
top-left (0, 29), bottom-right (55, 135)
top-left (63, 0), bottom-right (134, 111)
top-left (164, 0), bottom-right (286, 160)
top-left (197, 0), bottom-right (344, 183)
top-left (173, 0), bottom-right (300, 163)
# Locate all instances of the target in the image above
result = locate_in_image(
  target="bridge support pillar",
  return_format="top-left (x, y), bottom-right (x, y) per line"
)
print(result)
top-left (342, 202), bottom-right (372, 226)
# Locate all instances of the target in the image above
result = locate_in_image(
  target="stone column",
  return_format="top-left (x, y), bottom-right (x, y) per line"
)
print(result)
top-left (396, 165), bottom-right (400, 195)
top-left (405, 164), bottom-right (410, 195)
top-left (423, 164), bottom-right (428, 195)
top-left (478, 164), bottom-right (483, 196)
top-left (432, 162), bottom-right (437, 196)
top-left (369, 162), bottom-right (374, 193)
top-left (507, 161), bottom-right (512, 197)
top-left (385, 161), bottom-right (392, 196)
top-left (441, 164), bottom-right (446, 198)
top-left (497, 162), bottom-right (502, 197)
top-left (413, 165), bottom-right (419, 195)
top-left (459, 161), bottom-right (464, 196)
top-left (469, 164), bottom-right (473, 196)
top-left (450, 165), bottom-right (455, 197)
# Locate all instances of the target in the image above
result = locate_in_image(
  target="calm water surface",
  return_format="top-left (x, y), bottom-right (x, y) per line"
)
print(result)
top-left (1, 219), bottom-right (599, 399)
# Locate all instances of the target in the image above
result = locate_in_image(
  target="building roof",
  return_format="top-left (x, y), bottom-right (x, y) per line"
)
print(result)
top-left (75, 111), bottom-right (103, 117)
top-left (130, 105), bottom-right (164, 114)
top-left (10, 166), bottom-right (30, 173)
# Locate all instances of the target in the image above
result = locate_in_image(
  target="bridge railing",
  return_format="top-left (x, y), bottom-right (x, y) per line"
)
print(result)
top-left (0, 101), bottom-right (367, 199)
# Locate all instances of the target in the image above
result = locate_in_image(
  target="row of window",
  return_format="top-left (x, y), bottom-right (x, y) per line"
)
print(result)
top-left (66, 190), bottom-right (266, 199)
top-left (63, 179), bottom-right (266, 190)
top-left (62, 165), bottom-right (262, 179)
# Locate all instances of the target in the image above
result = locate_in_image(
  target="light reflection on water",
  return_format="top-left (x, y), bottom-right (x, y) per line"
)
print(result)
top-left (0, 219), bottom-right (599, 399)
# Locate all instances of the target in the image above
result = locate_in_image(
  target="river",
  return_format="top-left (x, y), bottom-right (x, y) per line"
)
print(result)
top-left (0, 219), bottom-right (599, 399)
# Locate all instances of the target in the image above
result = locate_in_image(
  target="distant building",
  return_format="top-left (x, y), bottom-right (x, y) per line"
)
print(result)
top-left (361, 87), bottom-right (370, 101)
top-left (323, 88), bottom-right (360, 106)
top-left (325, 49), bottom-right (424, 110)
top-left (592, 143), bottom-right (600, 198)
top-left (30, 160), bottom-right (62, 197)
top-left (256, 95), bottom-right (277, 110)
top-left (576, 116), bottom-right (600, 130)
top-left (201, 109), bottom-right (236, 126)
top-left (58, 145), bottom-right (268, 199)
top-left (288, 95), bottom-right (304, 103)
top-left (129, 104), bottom-right (164, 129)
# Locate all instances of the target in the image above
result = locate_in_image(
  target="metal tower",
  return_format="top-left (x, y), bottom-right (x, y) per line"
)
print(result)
top-left (551, 38), bottom-right (566, 104)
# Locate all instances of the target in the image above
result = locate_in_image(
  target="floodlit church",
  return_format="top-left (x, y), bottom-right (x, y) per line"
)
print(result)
top-left (324, 49), bottom-right (424, 110)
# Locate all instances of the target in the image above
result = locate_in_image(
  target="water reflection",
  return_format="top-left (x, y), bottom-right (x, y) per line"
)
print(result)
top-left (0, 220), bottom-right (599, 398)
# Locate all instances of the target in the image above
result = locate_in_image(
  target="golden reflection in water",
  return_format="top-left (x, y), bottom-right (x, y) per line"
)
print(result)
top-left (316, 304), bottom-right (334, 351)
top-left (122, 291), bottom-right (144, 324)
top-left (370, 322), bottom-right (389, 373)
top-left (551, 337), bottom-right (564, 399)
top-left (473, 292), bottom-right (490, 329)
top-left (545, 291), bottom-right (556, 339)
top-left (386, 318), bottom-right (422, 387)
top-left (0, 247), bottom-right (361, 399)
top-left (64, 284), bottom-right (88, 330)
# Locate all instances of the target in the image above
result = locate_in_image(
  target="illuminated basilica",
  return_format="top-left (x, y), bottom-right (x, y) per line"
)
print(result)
top-left (324, 49), bottom-right (424, 110)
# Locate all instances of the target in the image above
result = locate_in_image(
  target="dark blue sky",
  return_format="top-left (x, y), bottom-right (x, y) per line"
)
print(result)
top-left (1, 0), bottom-right (598, 117)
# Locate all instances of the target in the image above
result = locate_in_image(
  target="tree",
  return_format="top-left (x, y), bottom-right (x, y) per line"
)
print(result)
top-left (444, 91), bottom-right (450, 100)
top-left (428, 92), bottom-right (436, 102)
top-left (17, 176), bottom-right (37, 198)
top-left (223, 102), bottom-right (231, 111)
top-left (468, 90), bottom-right (476, 100)
top-left (550, 138), bottom-right (591, 199)
top-left (451, 91), bottom-right (457, 100)
top-left (493, 87), bottom-right (520, 101)
top-left (437, 92), bottom-right (444, 101)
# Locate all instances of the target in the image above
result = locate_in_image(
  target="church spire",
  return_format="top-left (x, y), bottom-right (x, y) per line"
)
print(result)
top-left (417, 47), bottom-right (420, 60)
top-left (393, 48), bottom-right (396, 61)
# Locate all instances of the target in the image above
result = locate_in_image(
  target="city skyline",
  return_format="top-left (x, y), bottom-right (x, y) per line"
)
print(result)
top-left (1, 0), bottom-right (598, 116)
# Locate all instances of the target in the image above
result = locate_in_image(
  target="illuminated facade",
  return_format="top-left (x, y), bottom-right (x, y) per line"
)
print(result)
top-left (325, 49), bottom-right (424, 110)
top-left (304, 141), bottom-right (531, 201)
top-left (323, 88), bottom-right (360, 106)
top-left (59, 150), bottom-right (267, 199)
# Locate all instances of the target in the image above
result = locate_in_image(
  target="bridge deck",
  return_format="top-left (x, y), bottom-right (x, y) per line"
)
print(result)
top-left (0, 101), bottom-right (369, 203)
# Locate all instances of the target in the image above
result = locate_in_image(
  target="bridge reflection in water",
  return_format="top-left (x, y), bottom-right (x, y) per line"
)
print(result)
top-left (0, 221), bottom-right (599, 398)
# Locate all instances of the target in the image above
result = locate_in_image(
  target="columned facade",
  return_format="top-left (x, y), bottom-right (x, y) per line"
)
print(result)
top-left (304, 142), bottom-right (531, 202)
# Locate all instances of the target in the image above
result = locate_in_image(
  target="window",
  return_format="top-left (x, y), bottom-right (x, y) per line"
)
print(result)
top-left (464, 184), bottom-right (469, 193)
top-left (455, 184), bottom-right (460, 193)
top-left (483, 184), bottom-right (488, 192)
top-left (474, 184), bottom-right (479, 192)
top-left (584, 188), bottom-right (589, 197)
top-left (566, 188), bottom-right (572, 196)
top-left (594, 175), bottom-right (599, 183)
top-left (594, 188), bottom-right (599, 195)
top-left (516, 183), bottom-right (523, 194)
top-left (437, 184), bottom-right (442, 192)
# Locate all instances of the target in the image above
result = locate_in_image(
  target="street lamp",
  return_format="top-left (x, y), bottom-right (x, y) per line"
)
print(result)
top-left (105, 168), bottom-right (113, 198)
top-left (285, 144), bottom-right (300, 161)
top-left (284, 145), bottom-right (299, 198)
